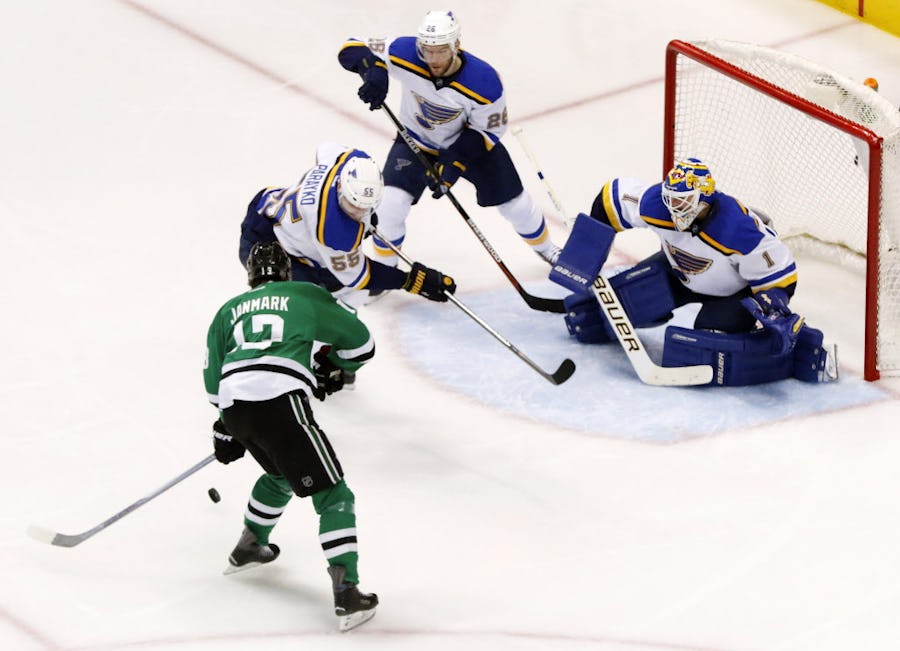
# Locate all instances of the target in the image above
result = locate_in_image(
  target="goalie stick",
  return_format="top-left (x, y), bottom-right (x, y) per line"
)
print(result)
top-left (372, 226), bottom-right (575, 385)
top-left (27, 453), bottom-right (216, 548)
top-left (370, 96), bottom-right (564, 314)
top-left (512, 126), bottom-right (713, 386)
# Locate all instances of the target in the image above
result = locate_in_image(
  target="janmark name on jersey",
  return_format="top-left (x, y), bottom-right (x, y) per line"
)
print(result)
top-left (230, 296), bottom-right (291, 325)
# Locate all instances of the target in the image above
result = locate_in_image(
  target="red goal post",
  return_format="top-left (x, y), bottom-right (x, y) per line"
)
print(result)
top-left (664, 39), bottom-right (900, 381)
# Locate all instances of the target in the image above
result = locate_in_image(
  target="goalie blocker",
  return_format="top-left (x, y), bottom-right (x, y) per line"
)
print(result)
top-left (553, 213), bottom-right (837, 386)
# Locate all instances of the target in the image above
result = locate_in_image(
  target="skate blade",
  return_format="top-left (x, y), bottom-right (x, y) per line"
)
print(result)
top-left (823, 344), bottom-right (839, 382)
top-left (223, 560), bottom-right (265, 575)
top-left (338, 608), bottom-right (376, 632)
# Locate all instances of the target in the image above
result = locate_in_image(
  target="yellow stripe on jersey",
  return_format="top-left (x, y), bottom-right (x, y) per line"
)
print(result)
top-left (601, 181), bottom-right (627, 232)
top-left (355, 259), bottom-right (373, 290)
top-left (390, 56), bottom-right (430, 78)
top-left (447, 81), bottom-right (491, 105)
top-left (698, 231), bottom-right (741, 255)
top-left (642, 215), bottom-right (676, 229)
top-left (753, 271), bottom-right (798, 292)
top-left (317, 150), bottom-right (354, 246)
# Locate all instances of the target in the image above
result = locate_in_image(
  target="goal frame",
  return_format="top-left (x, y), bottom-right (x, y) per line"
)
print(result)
top-left (664, 39), bottom-right (885, 381)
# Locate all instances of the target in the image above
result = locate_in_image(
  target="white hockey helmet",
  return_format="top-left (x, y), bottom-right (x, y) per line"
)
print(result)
top-left (661, 158), bottom-right (716, 231)
top-left (338, 156), bottom-right (384, 218)
top-left (416, 10), bottom-right (461, 59)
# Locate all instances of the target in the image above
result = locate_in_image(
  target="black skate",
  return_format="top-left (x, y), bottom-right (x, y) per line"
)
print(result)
top-left (223, 527), bottom-right (280, 575)
top-left (327, 565), bottom-right (378, 631)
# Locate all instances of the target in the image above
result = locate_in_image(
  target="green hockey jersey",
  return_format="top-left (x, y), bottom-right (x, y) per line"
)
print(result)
top-left (204, 281), bottom-right (374, 408)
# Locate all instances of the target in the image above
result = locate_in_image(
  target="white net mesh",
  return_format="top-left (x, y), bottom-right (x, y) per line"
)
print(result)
top-left (669, 39), bottom-right (900, 378)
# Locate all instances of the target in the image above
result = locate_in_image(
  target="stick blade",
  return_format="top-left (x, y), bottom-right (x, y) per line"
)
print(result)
top-left (27, 525), bottom-right (58, 545)
top-left (27, 525), bottom-right (83, 548)
top-left (550, 358), bottom-right (576, 385)
top-left (523, 294), bottom-right (565, 313)
top-left (637, 363), bottom-right (714, 386)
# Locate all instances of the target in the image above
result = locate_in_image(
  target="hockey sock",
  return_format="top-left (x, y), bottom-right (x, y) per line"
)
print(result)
top-left (244, 473), bottom-right (293, 545)
top-left (312, 480), bottom-right (360, 584)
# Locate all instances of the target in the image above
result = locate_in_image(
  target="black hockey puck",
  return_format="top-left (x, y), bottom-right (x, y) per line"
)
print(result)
top-left (208, 488), bottom-right (221, 503)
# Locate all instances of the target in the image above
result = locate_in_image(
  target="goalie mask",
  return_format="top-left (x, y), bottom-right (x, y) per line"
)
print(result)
top-left (416, 10), bottom-right (461, 60)
top-left (661, 158), bottom-right (717, 231)
top-left (246, 241), bottom-right (291, 288)
top-left (338, 156), bottom-right (384, 225)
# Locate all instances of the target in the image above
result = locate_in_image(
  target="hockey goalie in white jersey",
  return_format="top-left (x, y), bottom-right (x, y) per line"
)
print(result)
top-left (239, 142), bottom-right (456, 308)
top-left (337, 9), bottom-right (562, 266)
top-left (551, 158), bottom-right (837, 385)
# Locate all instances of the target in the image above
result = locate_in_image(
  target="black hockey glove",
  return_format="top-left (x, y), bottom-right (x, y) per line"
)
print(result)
top-left (212, 419), bottom-right (245, 464)
top-left (740, 288), bottom-right (804, 356)
top-left (312, 351), bottom-right (345, 401)
top-left (429, 151), bottom-right (467, 198)
top-left (402, 262), bottom-right (457, 302)
top-left (358, 62), bottom-right (388, 111)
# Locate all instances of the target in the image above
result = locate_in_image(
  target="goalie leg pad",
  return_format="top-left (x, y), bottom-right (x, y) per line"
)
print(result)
top-left (563, 292), bottom-right (613, 343)
top-left (662, 326), bottom-right (793, 386)
top-left (550, 214), bottom-right (615, 293)
top-left (608, 252), bottom-right (676, 327)
top-left (792, 325), bottom-right (836, 382)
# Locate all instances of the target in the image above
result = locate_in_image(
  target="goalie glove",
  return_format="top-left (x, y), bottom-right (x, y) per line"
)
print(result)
top-left (402, 262), bottom-right (457, 302)
top-left (740, 288), bottom-right (804, 356)
top-left (212, 419), bottom-right (245, 464)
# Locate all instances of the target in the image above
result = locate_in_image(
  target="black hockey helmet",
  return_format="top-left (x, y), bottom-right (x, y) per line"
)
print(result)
top-left (246, 241), bottom-right (291, 287)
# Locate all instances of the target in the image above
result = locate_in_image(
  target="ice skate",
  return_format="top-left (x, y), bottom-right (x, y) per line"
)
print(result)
top-left (223, 527), bottom-right (280, 575)
top-left (327, 565), bottom-right (378, 631)
top-left (535, 244), bottom-right (562, 266)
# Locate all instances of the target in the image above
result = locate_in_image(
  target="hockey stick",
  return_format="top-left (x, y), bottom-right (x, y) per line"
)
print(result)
top-left (510, 126), bottom-right (572, 230)
top-left (512, 126), bottom-right (713, 386)
top-left (372, 226), bottom-right (575, 385)
top-left (27, 453), bottom-right (216, 548)
top-left (374, 101), bottom-right (564, 314)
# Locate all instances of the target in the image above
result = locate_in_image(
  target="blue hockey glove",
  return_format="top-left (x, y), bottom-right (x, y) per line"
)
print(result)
top-left (212, 419), bottom-right (245, 464)
top-left (358, 63), bottom-right (388, 111)
top-left (750, 288), bottom-right (792, 318)
top-left (741, 289), bottom-right (804, 356)
top-left (429, 151), bottom-right (467, 198)
top-left (403, 261), bottom-right (457, 302)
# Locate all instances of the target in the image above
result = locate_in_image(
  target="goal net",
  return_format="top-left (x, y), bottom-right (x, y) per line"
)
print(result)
top-left (665, 39), bottom-right (900, 381)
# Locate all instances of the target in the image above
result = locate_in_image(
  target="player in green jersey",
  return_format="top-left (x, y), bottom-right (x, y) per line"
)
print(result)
top-left (204, 241), bottom-right (379, 631)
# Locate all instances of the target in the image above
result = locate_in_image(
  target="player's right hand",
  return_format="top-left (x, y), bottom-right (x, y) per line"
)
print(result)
top-left (358, 64), bottom-right (388, 110)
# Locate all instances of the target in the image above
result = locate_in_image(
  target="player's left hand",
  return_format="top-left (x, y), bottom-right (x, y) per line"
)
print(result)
top-left (430, 151), bottom-right (466, 198)
top-left (312, 351), bottom-right (345, 401)
top-left (212, 419), bottom-right (245, 464)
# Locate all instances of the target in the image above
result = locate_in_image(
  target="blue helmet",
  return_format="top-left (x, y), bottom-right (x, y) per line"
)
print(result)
top-left (661, 158), bottom-right (716, 231)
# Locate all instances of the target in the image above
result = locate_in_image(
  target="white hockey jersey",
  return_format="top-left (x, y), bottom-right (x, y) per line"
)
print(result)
top-left (257, 143), bottom-right (373, 298)
top-left (343, 35), bottom-right (508, 155)
top-left (598, 177), bottom-right (798, 297)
